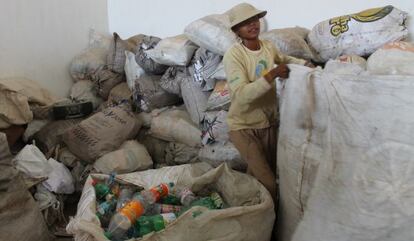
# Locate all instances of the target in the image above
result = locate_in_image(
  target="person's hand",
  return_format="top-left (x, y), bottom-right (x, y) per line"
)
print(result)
top-left (264, 64), bottom-right (290, 83)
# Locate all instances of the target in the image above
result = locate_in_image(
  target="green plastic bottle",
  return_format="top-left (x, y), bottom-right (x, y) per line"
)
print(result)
top-left (160, 195), bottom-right (181, 205)
top-left (92, 180), bottom-right (111, 200)
top-left (135, 213), bottom-right (177, 237)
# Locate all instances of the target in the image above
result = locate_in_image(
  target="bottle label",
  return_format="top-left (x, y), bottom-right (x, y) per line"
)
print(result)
top-left (149, 183), bottom-right (170, 201)
top-left (120, 200), bottom-right (144, 223)
top-left (159, 204), bottom-right (182, 214)
top-left (160, 213), bottom-right (177, 224)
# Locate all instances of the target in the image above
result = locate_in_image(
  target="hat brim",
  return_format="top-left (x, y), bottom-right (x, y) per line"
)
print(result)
top-left (231, 10), bottom-right (267, 30)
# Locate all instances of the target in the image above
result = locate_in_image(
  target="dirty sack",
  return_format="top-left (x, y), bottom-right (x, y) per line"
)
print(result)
top-left (108, 82), bottom-right (133, 105)
top-left (70, 80), bottom-right (103, 109)
top-left (160, 66), bottom-right (189, 96)
top-left (145, 34), bottom-right (198, 66)
top-left (165, 142), bottom-right (199, 165)
top-left (324, 55), bottom-right (367, 75)
top-left (93, 140), bottom-right (153, 174)
top-left (0, 133), bottom-right (50, 241)
top-left (308, 5), bottom-right (408, 62)
top-left (135, 35), bottom-right (168, 75)
top-left (184, 14), bottom-right (238, 55)
top-left (66, 163), bottom-right (275, 241)
top-left (198, 142), bottom-right (246, 171)
top-left (0, 77), bottom-right (59, 128)
top-left (260, 27), bottom-right (316, 61)
top-left (124, 50), bottom-right (146, 91)
top-left (63, 105), bottom-right (142, 163)
top-left (137, 130), bottom-right (168, 165)
top-left (189, 47), bottom-right (222, 92)
top-left (91, 66), bottom-right (125, 100)
top-left (107, 32), bottom-right (145, 74)
top-left (276, 65), bottom-right (322, 241)
top-left (34, 119), bottom-right (82, 154)
top-left (42, 157), bottom-right (75, 194)
top-left (149, 108), bottom-right (201, 147)
top-left (180, 76), bottom-right (210, 125)
top-left (70, 47), bottom-right (108, 82)
top-left (23, 119), bottom-right (49, 143)
top-left (367, 41), bottom-right (414, 75)
top-left (132, 75), bottom-right (181, 113)
top-left (206, 80), bottom-right (230, 111)
top-left (292, 67), bottom-right (414, 241)
top-left (201, 110), bottom-right (229, 145)
top-left (13, 144), bottom-right (52, 179)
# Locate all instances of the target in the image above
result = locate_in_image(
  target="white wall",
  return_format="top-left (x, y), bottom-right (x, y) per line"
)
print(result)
top-left (0, 0), bottom-right (108, 97)
top-left (108, 0), bottom-right (412, 40)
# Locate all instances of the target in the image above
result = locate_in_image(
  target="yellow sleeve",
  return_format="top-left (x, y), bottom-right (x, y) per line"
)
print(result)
top-left (271, 43), bottom-right (307, 65)
top-left (223, 49), bottom-right (272, 105)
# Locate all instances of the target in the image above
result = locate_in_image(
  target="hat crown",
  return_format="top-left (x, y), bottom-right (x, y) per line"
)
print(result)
top-left (227, 3), bottom-right (266, 29)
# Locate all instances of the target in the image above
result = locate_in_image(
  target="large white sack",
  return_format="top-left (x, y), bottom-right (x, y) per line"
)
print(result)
top-left (201, 110), bottom-right (229, 145)
top-left (43, 158), bottom-right (75, 194)
top-left (198, 142), bottom-right (246, 171)
top-left (260, 27), bottom-right (316, 61)
top-left (124, 51), bottom-right (146, 91)
top-left (367, 41), bottom-right (414, 75)
top-left (308, 6), bottom-right (408, 62)
top-left (23, 119), bottom-right (49, 142)
top-left (145, 34), bottom-right (198, 66)
top-left (291, 70), bottom-right (414, 241)
top-left (160, 66), bottom-right (188, 96)
top-left (276, 65), bottom-right (323, 241)
top-left (70, 48), bottom-right (108, 82)
top-left (184, 14), bottom-right (237, 56)
top-left (324, 55), bottom-right (367, 75)
top-left (66, 163), bottom-right (275, 241)
top-left (94, 140), bottom-right (152, 174)
top-left (149, 108), bottom-right (202, 147)
top-left (70, 80), bottom-right (104, 109)
top-left (13, 144), bottom-right (52, 178)
top-left (165, 142), bottom-right (199, 165)
top-left (189, 48), bottom-right (222, 92)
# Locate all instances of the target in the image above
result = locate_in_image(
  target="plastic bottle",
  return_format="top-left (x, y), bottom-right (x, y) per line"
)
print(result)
top-left (116, 187), bottom-right (134, 211)
top-left (136, 213), bottom-right (177, 237)
top-left (96, 196), bottom-right (117, 227)
top-left (210, 192), bottom-right (224, 209)
top-left (177, 188), bottom-right (197, 206)
top-left (146, 203), bottom-right (182, 215)
top-left (92, 180), bottom-right (111, 200)
top-left (106, 183), bottom-right (174, 240)
top-left (160, 195), bottom-right (181, 205)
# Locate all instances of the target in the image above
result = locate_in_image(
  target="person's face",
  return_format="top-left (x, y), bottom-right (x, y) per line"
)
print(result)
top-left (234, 16), bottom-right (260, 40)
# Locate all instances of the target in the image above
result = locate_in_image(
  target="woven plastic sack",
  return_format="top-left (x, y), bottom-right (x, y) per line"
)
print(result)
top-left (145, 34), bottom-right (198, 66)
top-left (180, 76), bottom-right (210, 125)
top-left (367, 41), bottom-right (414, 75)
top-left (160, 66), bottom-right (189, 96)
top-left (260, 27), bottom-right (316, 61)
top-left (201, 110), bottom-right (229, 145)
top-left (94, 140), bottom-right (153, 174)
top-left (165, 142), bottom-right (199, 165)
top-left (189, 48), bottom-right (222, 92)
top-left (124, 51), bottom-right (146, 91)
top-left (66, 163), bottom-right (275, 241)
top-left (206, 80), bottom-right (230, 111)
top-left (70, 80), bottom-right (103, 109)
top-left (70, 47), bottom-right (107, 82)
top-left (324, 55), bottom-right (367, 75)
top-left (198, 142), bottom-right (246, 171)
top-left (91, 66), bottom-right (125, 100)
top-left (135, 36), bottom-right (168, 75)
top-left (308, 6), bottom-right (408, 62)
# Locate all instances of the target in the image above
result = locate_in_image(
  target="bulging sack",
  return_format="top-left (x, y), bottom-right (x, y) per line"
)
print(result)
top-left (180, 76), bottom-right (210, 125)
top-left (324, 55), bottom-right (367, 75)
top-left (160, 66), bottom-right (189, 96)
top-left (260, 27), bottom-right (316, 61)
top-left (184, 14), bottom-right (237, 56)
top-left (201, 110), bottom-right (229, 145)
top-left (91, 66), bottom-right (125, 100)
top-left (189, 48), bottom-right (222, 92)
top-left (132, 75), bottom-right (181, 113)
top-left (66, 163), bottom-right (275, 241)
top-left (124, 50), bottom-right (146, 91)
top-left (108, 82), bottom-right (132, 105)
top-left (367, 41), bottom-right (414, 75)
top-left (70, 80), bottom-right (103, 109)
top-left (70, 47), bottom-right (107, 82)
top-left (206, 80), bottom-right (230, 111)
top-left (150, 108), bottom-right (201, 147)
top-left (63, 105), bottom-right (142, 163)
top-left (165, 142), bottom-right (199, 165)
top-left (93, 140), bottom-right (153, 174)
top-left (107, 32), bottom-right (145, 74)
top-left (145, 34), bottom-right (198, 66)
top-left (308, 6), bottom-right (408, 62)
top-left (198, 142), bottom-right (246, 171)
top-left (291, 69), bottom-right (414, 241)
top-left (135, 36), bottom-right (168, 75)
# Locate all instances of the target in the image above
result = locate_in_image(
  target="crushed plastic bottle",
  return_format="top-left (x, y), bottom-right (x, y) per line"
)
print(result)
top-left (116, 187), bottom-right (134, 211)
top-left (177, 188), bottom-right (197, 206)
top-left (146, 203), bottom-right (182, 215)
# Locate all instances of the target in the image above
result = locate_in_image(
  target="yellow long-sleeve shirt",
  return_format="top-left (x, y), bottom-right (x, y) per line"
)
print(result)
top-left (223, 39), bottom-right (306, 131)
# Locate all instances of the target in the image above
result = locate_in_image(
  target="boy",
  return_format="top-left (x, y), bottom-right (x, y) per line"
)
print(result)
top-left (224, 3), bottom-right (312, 202)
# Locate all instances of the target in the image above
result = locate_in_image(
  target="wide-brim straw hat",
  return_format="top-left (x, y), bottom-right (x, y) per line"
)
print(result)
top-left (228, 3), bottom-right (267, 30)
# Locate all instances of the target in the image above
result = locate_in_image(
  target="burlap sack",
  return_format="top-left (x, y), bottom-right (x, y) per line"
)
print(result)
top-left (92, 66), bottom-right (125, 100)
top-left (107, 33), bottom-right (145, 74)
top-left (66, 163), bottom-right (275, 241)
top-left (63, 105), bottom-right (142, 163)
